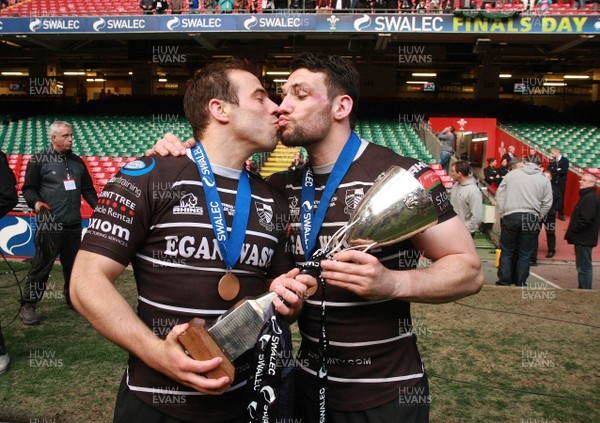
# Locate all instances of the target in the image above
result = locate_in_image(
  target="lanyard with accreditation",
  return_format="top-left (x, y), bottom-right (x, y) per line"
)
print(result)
top-left (300, 131), bottom-right (361, 422)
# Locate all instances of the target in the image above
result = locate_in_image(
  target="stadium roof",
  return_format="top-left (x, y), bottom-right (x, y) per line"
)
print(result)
top-left (0, 13), bottom-right (599, 92)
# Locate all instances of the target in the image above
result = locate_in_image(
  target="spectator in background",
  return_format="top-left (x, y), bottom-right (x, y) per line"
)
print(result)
top-left (443, 0), bottom-right (455, 13)
top-left (547, 147), bottom-right (569, 220)
top-left (534, 170), bottom-right (562, 260)
top-left (188, 0), bottom-right (200, 12)
top-left (170, 0), bottom-right (184, 12)
top-left (565, 173), bottom-right (600, 289)
top-left (140, 0), bottom-right (155, 14)
top-left (154, 0), bottom-right (169, 14)
top-left (501, 145), bottom-right (516, 164)
top-left (537, 0), bottom-right (552, 13)
top-left (415, 0), bottom-right (428, 11)
top-left (0, 149), bottom-right (18, 374)
top-left (484, 157), bottom-right (502, 189)
top-left (400, 0), bottom-right (413, 12)
top-left (430, 0), bottom-right (442, 12)
top-left (524, 147), bottom-right (542, 166)
top-left (495, 158), bottom-right (552, 287)
top-left (20, 121), bottom-right (97, 325)
top-left (0, 150), bottom-right (17, 220)
top-left (450, 160), bottom-right (482, 238)
top-left (219, 0), bottom-right (234, 12)
top-left (437, 125), bottom-right (456, 174)
top-left (497, 156), bottom-right (510, 185)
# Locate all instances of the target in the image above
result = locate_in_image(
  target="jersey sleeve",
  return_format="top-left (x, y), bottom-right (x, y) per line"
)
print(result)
top-left (80, 157), bottom-right (155, 266)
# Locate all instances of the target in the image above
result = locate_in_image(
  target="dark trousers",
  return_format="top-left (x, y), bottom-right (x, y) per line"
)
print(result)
top-left (574, 245), bottom-right (593, 290)
top-left (555, 181), bottom-right (566, 215)
top-left (294, 374), bottom-right (430, 423)
top-left (22, 225), bottom-right (81, 305)
top-left (544, 212), bottom-right (557, 252)
top-left (532, 211), bottom-right (556, 261)
top-left (498, 213), bottom-right (540, 286)
top-left (113, 376), bottom-right (247, 423)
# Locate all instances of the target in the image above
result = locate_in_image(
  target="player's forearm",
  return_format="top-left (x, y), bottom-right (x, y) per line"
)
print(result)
top-left (394, 252), bottom-right (483, 304)
top-left (71, 263), bottom-right (163, 369)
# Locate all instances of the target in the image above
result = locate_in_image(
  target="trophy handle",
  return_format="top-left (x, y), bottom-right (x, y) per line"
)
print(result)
top-left (178, 318), bottom-right (236, 381)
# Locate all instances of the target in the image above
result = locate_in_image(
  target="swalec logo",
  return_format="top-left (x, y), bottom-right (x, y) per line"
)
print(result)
top-left (0, 217), bottom-right (33, 255)
top-left (93, 18), bottom-right (106, 32)
top-left (354, 14), bottom-right (372, 31)
top-left (167, 17), bottom-right (181, 31)
top-left (29, 18), bottom-right (42, 32)
top-left (244, 16), bottom-right (258, 30)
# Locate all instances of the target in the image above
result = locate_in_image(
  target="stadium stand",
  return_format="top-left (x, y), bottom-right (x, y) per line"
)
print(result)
top-left (0, 108), bottom-right (446, 194)
top-left (503, 122), bottom-right (600, 169)
top-left (1, 0), bottom-right (598, 16)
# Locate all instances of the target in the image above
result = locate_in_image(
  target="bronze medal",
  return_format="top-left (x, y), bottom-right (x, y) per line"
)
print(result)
top-left (218, 271), bottom-right (240, 301)
top-left (306, 284), bottom-right (318, 297)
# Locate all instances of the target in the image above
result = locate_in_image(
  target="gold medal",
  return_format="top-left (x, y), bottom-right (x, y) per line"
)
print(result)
top-left (218, 271), bottom-right (240, 301)
top-left (306, 284), bottom-right (318, 297)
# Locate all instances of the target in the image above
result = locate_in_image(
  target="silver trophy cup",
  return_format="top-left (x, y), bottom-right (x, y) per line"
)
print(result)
top-left (309, 165), bottom-right (439, 263)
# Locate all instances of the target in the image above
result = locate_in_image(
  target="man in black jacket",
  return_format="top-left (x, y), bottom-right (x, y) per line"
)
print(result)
top-left (548, 147), bottom-right (570, 220)
top-left (0, 149), bottom-right (18, 373)
top-left (21, 121), bottom-right (97, 324)
top-left (565, 173), bottom-right (600, 289)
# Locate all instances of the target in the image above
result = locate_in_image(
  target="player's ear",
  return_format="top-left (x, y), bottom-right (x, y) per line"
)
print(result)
top-left (208, 99), bottom-right (230, 124)
top-left (332, 95), bottom-right (353, 122)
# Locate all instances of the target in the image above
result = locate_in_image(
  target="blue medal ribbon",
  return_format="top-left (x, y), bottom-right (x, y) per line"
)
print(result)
top-left (300, 132), bottom-right (361, 261)
top-left (190, 143), bottom-right (251, 271)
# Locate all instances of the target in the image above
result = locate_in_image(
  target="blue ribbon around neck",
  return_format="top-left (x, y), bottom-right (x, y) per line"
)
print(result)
top-left (300, 132), bottom-right (361, 261)
top-left (190, 143), bottom-right (251, 270)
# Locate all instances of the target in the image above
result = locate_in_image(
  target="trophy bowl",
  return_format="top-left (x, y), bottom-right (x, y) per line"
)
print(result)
top-left (323, 165), bottom-right (439, 257)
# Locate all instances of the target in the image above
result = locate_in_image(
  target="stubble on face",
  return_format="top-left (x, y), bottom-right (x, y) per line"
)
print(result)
top-left (280, 101), bottom-right (332, 148)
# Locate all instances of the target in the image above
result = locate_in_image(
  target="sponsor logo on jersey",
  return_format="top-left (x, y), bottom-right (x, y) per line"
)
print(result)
top-left (121, 158), bottom-right (155, 176)
top-left (288, 196), bottom-right (300, 219)
top-left (173, 192), bottom-right (203, 215)
top-left (88, 218), bottom-right (131, 244)
top-left (256, 202), bottom-right (274, 231)
top-left (344, 189), bottom-right (363, 216)
top-left (95, 197), bottom-right (135, 225)
top-left (163, 235), bottom-right (275, 267)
